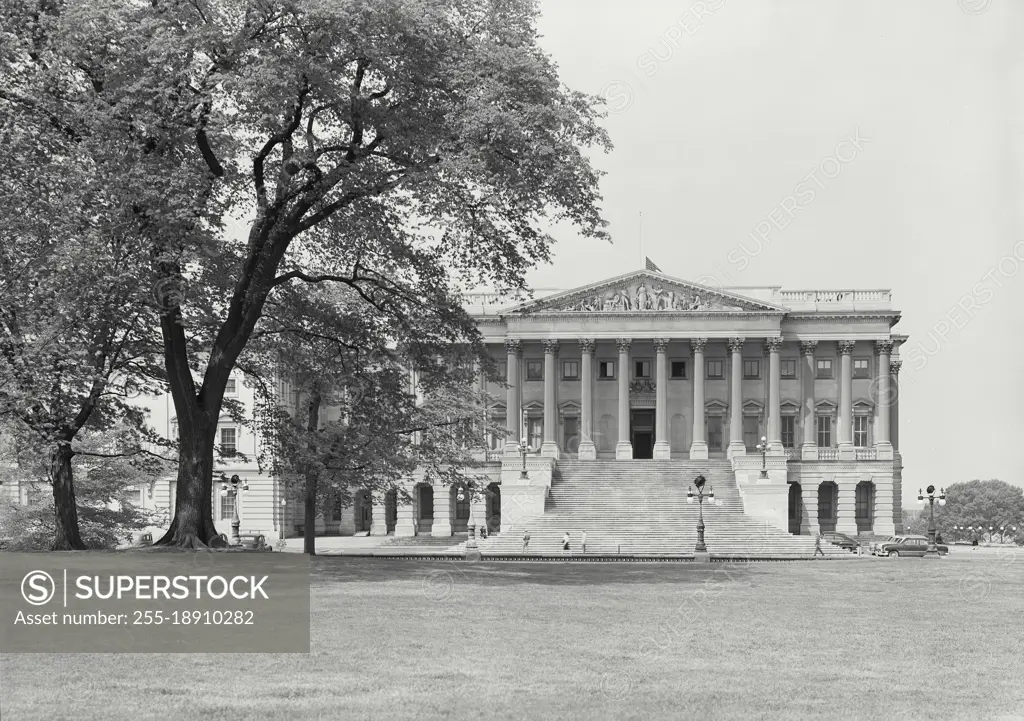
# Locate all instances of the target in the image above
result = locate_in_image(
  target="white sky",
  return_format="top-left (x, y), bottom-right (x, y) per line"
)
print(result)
top-left (527, 0), bottom-right (1024, 501)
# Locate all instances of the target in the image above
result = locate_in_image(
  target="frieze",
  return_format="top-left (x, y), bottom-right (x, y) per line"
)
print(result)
top-left (629, 379), bottom-right (656, 394)
top-left (522, 277), bottom-right (754, 313)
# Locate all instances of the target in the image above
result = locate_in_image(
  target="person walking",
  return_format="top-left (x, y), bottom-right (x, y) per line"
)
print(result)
top-left (562, 531), bottom-right (571, 554)
top-left (814, 531), bottom-right (826, 557)
top-left (581, 530), bottom-right (587, 555)
top-left (522, 529), bottom-right (530, 554)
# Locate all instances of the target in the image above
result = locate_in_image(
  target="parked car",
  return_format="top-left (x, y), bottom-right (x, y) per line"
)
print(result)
top-left (877, 535), bottom-right (949, 557)
top-left (822, 531), bottom-right (859, 551)
top-left (871, 536), bottom-right (904, 555)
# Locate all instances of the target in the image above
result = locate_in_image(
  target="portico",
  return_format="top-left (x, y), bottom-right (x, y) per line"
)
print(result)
top-left (466, 269), bottom-right (906, 538)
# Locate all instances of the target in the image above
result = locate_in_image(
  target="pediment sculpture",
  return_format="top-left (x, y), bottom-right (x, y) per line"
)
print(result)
top-left (549, 281), bottom-right (746, 312)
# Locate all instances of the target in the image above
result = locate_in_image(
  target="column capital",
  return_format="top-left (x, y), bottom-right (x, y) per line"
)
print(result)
top-left (579, 338), bottom-right (596, 355)
top-left (504, 339), bottom-right (522, 356)
top-left (653, 338), bottom-right (670, 353)
top-left (542, 339), bottom-right (560, 357)
top-left (690, 338), bottom-right (708, 353)
top-left (727, 337), bottom-right (745, 353)
top-left (800, 340), bottom-right (818, 356)
top-left (838, 340), bottom-right (856, 355)
top-left (616, 338), bottom-right (632, 354)
top-left (890, 360), bottom-right (902, 374)
top-left (874, 339), bottom-right (894, 355)
top-left (764, 337), bottom-right (784, 354)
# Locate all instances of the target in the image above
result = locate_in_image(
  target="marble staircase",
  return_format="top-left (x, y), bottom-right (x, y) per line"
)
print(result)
top-left (479, 459), bottom-right (850, 557)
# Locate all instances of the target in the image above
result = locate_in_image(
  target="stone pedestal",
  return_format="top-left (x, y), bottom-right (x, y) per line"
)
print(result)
top-left (578, 441), bottom-right (597, 460)
top-left (874, 442), bottom-right (894, 461)
top-left (653, 440), bottom-right (671, 460)
top-left (873, 475), bottom-right (896, 535)
top-left (370, 492), bottom-right (389, 536)
top-left (727, 441), bottom-right (746, 459)
top-left (615, 441), bottom-right (633, 460)
top-left (736, 478), bottom-right (789, 534)
top-left (838, 444), bottom-right (855, 461)
top-left (689, 441), bottom-right (709, 460)
top-left (431, 486), bottom-right (452, 538)
top-left (394, 502), bottom-right (415, 537)
top-left (800, 483), bottom-right (819, 536)
top-left (801, 444), bottom-right (817, 461)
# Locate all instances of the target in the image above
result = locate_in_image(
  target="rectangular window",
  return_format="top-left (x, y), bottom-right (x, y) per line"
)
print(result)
top-left (743, 417), bottom-right (759, 450)
top-left (854, 416), bottom-right (869, 447)
top-left (781, 359), bottom-right (798, 379)
top-left (816, 359), bottom-right (834, 379)
top-left (489, 419), bottom-right (506, 450)
top-left (219, 427), bottom-right (237, 457)
top-left (526, 360), bottom-right (543, 380)
top-left (670, 360), bottom-right (687, 379)
top-left (563, 417), bottom-right (579, 452)
top-left (707, 360), bottom-right (724, 379)
top-left (598, 360), bottom-right (615, 379)
top-left (527, 417), bottom-right (543, 450)
top-left (853, 358), bottom-right (870, 379)
top-left (224, 377), bottom-right (237, 395)
top-left (220, 491), bottom-right (235, 520)
top-left (332, 495), bottom-right (342, 522)
top-left (781, 416), bottom-right (796, 448)
top-left (497, 362), bottom-right (507, 381)
top-left (743, 359), bottom-right (760, 379)
top-left (816, 415), bottom-right (833, 447)
top-left (634, 360), bottom-right (652, 379)
top-left (562, 360), bottom-right (579, 380)
top-left (126, 488), bottom-right (143, 506)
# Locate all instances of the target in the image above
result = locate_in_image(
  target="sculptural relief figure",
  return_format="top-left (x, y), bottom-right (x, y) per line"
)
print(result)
top-left (635, 283), bottom-right (649, 311)
top-left (602, 291), bottom-right (617, 311)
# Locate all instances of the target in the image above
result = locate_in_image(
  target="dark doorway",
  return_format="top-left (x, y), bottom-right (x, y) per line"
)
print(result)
top-left (818, 481), bottom-right (838, 532)
top-left (416, 484), bottom-right (433, 535)
top-left (788, 482), bottom-right (803, 535)
top-left (452, 485), bottom-right (470, 532)
top-left (855, 481), bottom-right (875, 534)
top-left (354, 490), bottom-right (372, 533)
top-left (631, 410), bottom-right (655, 459)
top-left (385, 489), bottom-right (398, 534)
top-left (487, 482), bottom-right (501, 533)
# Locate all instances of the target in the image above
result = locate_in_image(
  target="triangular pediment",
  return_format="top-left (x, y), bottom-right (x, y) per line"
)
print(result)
top-left (508, 270), bottom-right (786, 314)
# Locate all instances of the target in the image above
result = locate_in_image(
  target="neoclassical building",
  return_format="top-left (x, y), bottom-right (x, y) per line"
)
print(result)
top-left (92, 268), bottom-right (905, 547)
top-left (438, 268), bottom-right (907, 540)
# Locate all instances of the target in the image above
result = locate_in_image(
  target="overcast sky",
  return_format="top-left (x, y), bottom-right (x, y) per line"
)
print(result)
top-left (527, 0), bottom-right (1024, 501)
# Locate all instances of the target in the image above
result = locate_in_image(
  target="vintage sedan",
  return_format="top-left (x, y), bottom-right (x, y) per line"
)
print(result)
top-left (871, 536), bottom-right (904, 555)
top-left (822, 531), bottom-right (859, 552)
top-left (878, 535), bottom-right (949, 557)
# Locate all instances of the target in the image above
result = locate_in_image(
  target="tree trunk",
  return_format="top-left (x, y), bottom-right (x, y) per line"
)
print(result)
top-left (302, 388), bottom-right (323, 556)
top-left (154, 412), bottom-right (224, 548)
top-left (50, 443), bottom-right (86, 550)
top-left (304, 471), bottom-right (318, 556)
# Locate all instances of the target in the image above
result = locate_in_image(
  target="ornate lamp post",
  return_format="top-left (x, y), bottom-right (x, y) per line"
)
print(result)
top-left (518, 437), bottom-right (532, 479)
top-left (459, 484), bottom-right (482, 561)
top-left (917, 485), bottom-right (946, 557)
top-left (219, 474), bottom-right (249, 546)
top-left (755, 436), bottom-right (768, 479)
top-left (687, 474), bottom-right (720, 555)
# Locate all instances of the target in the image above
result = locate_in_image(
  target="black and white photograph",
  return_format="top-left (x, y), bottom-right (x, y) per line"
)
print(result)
top-left (1, 0), bottom-right (1022, 719)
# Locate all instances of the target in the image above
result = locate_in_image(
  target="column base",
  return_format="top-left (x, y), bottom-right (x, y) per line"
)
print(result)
top-left (727, 441), bottom-right (746, 459)
top-left (653, 441), bottom-right (671, 460)
top-left (615, 442), bottom-right (633, 460)
top-left (540, 441), bottom-right (560, 459)
top-left (838, 443), bottom-right (855, 461)
top-left (873, 520), bottom-right (896, 536)
top-left (801, 443), bottom-right (818, 461)
top-left (578, 441), bottom-right (597, 460)
top-left (504, 442), bottom-right (520, 457)
top-left (768, 440), bottom-right (784, 454)
top-left (689, 441), bottom-right (709, 460)
top-left (693, 551), bottom-right (710, 563)
top-left (874, 442), bottom-right (894, 460)
top-left (394, 519), bottom-right (415, 537)
top-left (370, 521), bottom-right (389, 536)
top-left (431, 521), bottom-right (453, 538)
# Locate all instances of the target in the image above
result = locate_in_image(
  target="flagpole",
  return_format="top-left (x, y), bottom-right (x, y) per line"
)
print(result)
top-left (639, 211), bottom-right (643, 269)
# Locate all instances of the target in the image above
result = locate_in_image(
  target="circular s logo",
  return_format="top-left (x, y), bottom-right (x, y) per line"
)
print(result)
top-left (21, 570), bottom-right (56, 606)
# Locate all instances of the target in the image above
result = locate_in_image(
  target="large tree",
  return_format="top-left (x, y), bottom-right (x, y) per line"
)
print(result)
top-left (5, 0), bottom-right (609, 548)
top-left (903, 480), bottom-right (1024, 543)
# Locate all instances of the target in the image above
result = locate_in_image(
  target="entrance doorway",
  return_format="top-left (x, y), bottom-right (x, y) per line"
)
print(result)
top-left (788, 482), bottom-right (803, 535)
top-left (631, 410), bottom-right (655, 459)
top-left (354, 490), bottom-right (372, 534)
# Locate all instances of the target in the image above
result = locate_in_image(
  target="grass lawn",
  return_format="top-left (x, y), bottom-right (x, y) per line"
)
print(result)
top-left (2, 551), bottom-right (1023, 720)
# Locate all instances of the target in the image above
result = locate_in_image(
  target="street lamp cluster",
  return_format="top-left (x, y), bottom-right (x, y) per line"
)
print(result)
top-left (687, 474), bottom-right (722, 553)
top-left (951, 524), bottom-right (1018, 544)
top-left (917, 485), bottom-right (945, 557)
top-left (219, 474), bottom-right (249, 545)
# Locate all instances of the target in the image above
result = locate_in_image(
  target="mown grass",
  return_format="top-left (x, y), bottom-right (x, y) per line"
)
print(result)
top-left (2, 553), bottom-right (1022, 721)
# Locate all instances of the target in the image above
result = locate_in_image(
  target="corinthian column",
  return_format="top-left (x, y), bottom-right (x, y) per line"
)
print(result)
top-left (727, 337), bottom-right (745, 458)
top-left (800, 341), bottom-right (818, 460)
top-left (874, 340), bottom-right (894, 460)
top-left (504, 339), bottom-right (521, 455)
top-left (653, 339), bottom-right (671, 460)
top-left (838, 340), bottom-right (855, 460)
top-left (541, 340), bottom-right (560, 458)
top-left (689, 338), bottom-right (708, 460)
top-left (890, 360), bottom-right (902, 453)
top-left (765, 337), bottom-right (783, 453)
top-left (579, 339), bottom-right (596, 460)
top-left (615, 338), bottom-right (633, 460)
